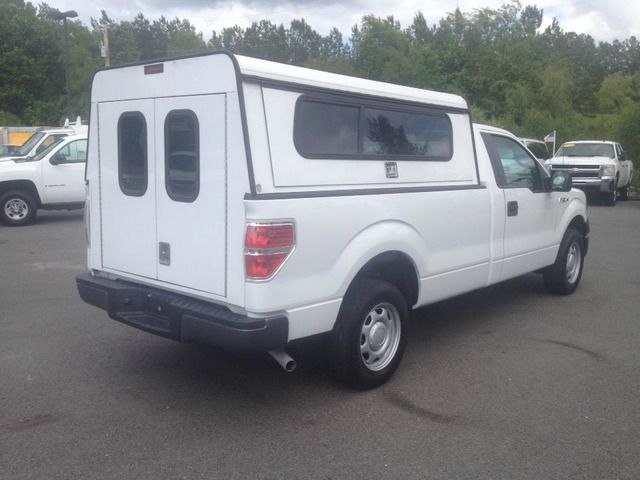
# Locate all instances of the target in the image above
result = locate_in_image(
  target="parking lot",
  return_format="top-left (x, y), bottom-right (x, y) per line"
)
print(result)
top-left (1, 202), bottom-right (639, 479)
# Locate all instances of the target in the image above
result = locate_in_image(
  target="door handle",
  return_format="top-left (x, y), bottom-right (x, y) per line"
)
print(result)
top-left (507, 201), bottom-right (518, 217)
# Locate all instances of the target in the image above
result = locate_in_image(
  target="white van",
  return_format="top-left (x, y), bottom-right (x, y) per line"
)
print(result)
top-left (77, 53), bottom-right (588, 389)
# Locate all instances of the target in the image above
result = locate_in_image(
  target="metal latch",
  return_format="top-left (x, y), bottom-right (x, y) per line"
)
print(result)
top-left (159, 242), bottom-right (171, 265)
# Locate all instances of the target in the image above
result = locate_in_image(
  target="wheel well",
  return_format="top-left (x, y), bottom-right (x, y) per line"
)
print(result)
top-left (351, 251), bottom-right (419, 307)
top-left (0, 180), bottom-right (41, 206)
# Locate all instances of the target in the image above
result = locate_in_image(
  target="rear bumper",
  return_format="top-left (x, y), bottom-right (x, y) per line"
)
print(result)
top-left (76, 273), bottom-right (288, 353)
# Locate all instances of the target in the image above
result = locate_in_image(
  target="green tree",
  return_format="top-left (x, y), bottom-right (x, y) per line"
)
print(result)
top-left (0, 0), bottom-right (64, 124)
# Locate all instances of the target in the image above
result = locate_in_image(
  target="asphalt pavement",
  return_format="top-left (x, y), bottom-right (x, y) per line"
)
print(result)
top-left (1, 201), bottom-right (639, 480)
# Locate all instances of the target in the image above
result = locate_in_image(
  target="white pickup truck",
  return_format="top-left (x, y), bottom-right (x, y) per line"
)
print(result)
top-left (546, 140), bottom-right (635, 205)
top-left (0, 134), bottom-right (87, 225)
top-left (76, 53), bottom-right (589, 389)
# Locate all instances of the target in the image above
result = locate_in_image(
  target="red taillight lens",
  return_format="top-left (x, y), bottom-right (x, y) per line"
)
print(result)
top-left (245, 224), bottom-right (294, 249)
top-left (244, 222), bottom-right (295, 280)
top-left (245, 253), bottom-right (288, 279)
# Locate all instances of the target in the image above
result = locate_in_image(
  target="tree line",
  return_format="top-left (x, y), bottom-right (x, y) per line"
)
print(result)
top-left (1, 0), bottom-right (639, 163)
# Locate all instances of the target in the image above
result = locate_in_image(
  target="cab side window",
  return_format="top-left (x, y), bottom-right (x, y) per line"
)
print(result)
top-left (57, 139), bottom-right (87, 163)
top-left (483, 134), bottom-right (545, 192)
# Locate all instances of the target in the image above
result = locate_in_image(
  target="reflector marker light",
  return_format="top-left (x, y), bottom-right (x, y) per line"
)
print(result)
top-left (144, 64), bottom-right (164, 75)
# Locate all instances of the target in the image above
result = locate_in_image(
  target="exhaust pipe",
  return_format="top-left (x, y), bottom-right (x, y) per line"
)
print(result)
top-left (269, 350), bottom-right (297, 372)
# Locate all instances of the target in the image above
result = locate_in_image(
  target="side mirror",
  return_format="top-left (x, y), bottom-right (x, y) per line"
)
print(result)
top-left (551, 171), bottom-right (572, 192)
top-left (619, 152), bottom-right (625, 161)
top-left (50, 153), bottom-right (64, 165)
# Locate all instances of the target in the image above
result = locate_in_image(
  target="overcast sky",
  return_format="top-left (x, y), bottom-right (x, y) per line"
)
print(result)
top-left (44, 0), bottom-right (639, 43)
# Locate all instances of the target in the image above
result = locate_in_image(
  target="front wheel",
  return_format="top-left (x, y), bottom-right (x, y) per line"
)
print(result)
top-left (0, 190), bottom-right (37, 226)
top-left (603, 180), bottom-right (617, 206)
top-left (328, 279), bottom-right (409, 390)
top-left (543, 228), bottom-right (585, 295)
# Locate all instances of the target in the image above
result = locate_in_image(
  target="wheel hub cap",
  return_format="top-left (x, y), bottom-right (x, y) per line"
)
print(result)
top-left (369, 323), bottom-right (388, 350)
top-left (4, 198), bottom-right (28, 220)
top-left (359, 302), bottom-right (402, 372)
top-left (566, 242), bottom-right (581, 284)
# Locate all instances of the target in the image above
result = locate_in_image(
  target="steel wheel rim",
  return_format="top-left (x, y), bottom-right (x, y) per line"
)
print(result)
top-left (566, 241), bottom-right (582, 284)
top-left (359, 302), bottom-right (401, 372)
top-left (4, 198), bottom-right (28, 221)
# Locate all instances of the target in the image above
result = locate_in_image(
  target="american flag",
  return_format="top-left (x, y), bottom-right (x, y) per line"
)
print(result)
top-left (544, 131), bottom-right (556, 142)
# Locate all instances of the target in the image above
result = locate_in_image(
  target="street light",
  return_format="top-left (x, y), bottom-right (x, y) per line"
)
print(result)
top-left (48, 9), bottom-right (78, 117)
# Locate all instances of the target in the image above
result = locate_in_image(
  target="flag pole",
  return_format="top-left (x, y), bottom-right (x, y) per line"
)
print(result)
top-left (553, 130), bottom-right (556, 156)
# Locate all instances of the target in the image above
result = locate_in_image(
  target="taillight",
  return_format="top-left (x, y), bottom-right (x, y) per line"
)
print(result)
top-left (245, 222), bottom-right (295, 280)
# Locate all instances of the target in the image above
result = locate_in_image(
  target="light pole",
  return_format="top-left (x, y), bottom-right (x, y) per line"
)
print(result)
top-left (49, 9), bottom-right (78, 117)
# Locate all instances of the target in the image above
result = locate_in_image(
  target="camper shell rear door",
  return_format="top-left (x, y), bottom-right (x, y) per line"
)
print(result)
top-left (93, 54), bottom-right (238, 299)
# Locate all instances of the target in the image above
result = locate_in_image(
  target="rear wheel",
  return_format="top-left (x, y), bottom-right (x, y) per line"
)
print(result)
top-left (328, 279), bottom-right (409, 390)
top-left (0, 190), bottom-right (37, 226)
top-left (543, 228), bottom-right (584, 295)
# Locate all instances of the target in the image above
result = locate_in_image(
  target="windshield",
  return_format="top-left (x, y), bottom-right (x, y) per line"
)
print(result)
top-left (14, 132), bottom-right (45, 156)
top-left (556, 143), bottom-right (614, 158)
top-left (31, 138), bottom-right (64, 161)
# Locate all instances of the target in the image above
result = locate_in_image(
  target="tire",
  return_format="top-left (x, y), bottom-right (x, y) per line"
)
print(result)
top-left (619, 185), bottom-right (629, 201)
top-left (543, 228), bottom-right (585, 295)
top-left (328, 279), bottom-right (409, 390)
top-left (0, 190), bottom-right (37, 226)
top-left (603, 180), bottom-right (617, 206)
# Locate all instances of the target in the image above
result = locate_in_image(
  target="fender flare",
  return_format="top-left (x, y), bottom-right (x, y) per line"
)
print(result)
top-left (333, 220), bottom-right (425, 301)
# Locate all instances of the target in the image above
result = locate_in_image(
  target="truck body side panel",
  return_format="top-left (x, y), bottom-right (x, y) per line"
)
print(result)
top-left (244, 186), bottom-right (492, 339)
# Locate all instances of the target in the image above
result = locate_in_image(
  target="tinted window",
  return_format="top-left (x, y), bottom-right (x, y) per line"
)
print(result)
top-left (294, 97), bottom-right (453, 160)
top-left (526, 141), bottom-right (550, 160)
top-left (56, 139), bottom-right (87, 163)
top-left (295, 101), bottom-right (358, 155)
top-left (485, 134), bottom-right (544, 191)
top-left (118, 112), bottom-right (148, 197)
top-left (362, 108), bottom-right (452, 158)
top-left (165, 110), bottom-right (199, 202)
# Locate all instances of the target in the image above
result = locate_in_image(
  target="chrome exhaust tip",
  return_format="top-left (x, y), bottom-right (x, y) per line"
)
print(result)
top-left (268, 350), bottom-right (297, 372)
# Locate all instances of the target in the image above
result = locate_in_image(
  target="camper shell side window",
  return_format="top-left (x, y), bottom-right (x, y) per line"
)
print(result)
top-left (164, 110), bottom-right (200, 203)
top-left (118, 112), bottom-right (148, 197)
top-left (294, 94), bottom-right (453, 161)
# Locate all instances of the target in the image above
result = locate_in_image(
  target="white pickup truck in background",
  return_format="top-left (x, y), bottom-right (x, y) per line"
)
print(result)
top-left (0, 133), bottom-right (87, 225)
top-left (546, 140), bottom-right (635, 205)
top-left (76, 53), bottom-right (589, 389)
top-left (0, 118), bottom-right (87, 164)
